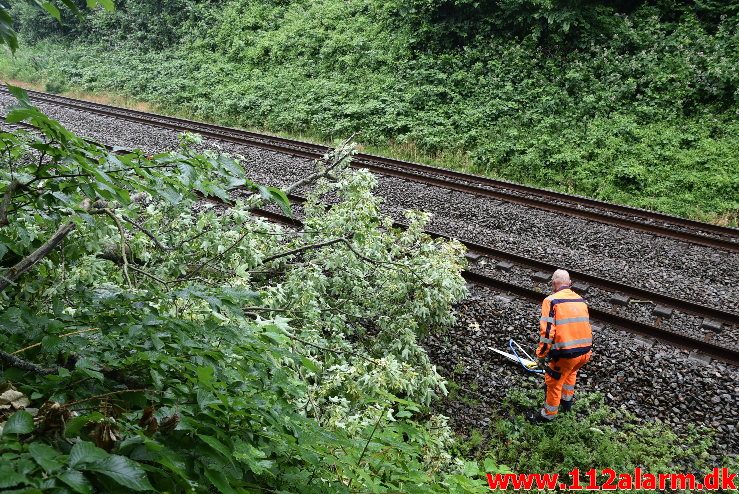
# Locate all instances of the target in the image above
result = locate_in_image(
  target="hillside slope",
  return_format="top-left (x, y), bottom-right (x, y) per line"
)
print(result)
top-left (3, 0), bottom-right (738, 222)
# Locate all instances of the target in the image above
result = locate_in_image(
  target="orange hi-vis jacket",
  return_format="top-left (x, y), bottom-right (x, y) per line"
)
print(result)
top-left (536, 287), bottom-right (592, 359)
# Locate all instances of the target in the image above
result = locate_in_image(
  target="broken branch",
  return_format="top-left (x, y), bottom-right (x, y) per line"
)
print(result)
top-left (260, 236), bottom-right (346, 264)
top-left (0, 220), bottom-right (76, 293)
top-left (0, 179), bottom-right (20, 227)
top-left (0, 349), bottom-right (58, 375)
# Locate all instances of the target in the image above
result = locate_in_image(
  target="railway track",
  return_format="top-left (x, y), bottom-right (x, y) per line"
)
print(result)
top-left (252, 205), bottom-right (738, 366)
top-left (4, 108), bottom-right (737, 365)
top-left (3, 87), bottom-right (738, 253)
top-left (6, 91), bottom-right (737, 457)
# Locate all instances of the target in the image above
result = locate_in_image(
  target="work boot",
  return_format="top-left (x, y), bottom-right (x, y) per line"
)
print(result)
top-left (525, 409), bottom-right (553, 424)
top-left (560, 400), bottom-right (573, 413)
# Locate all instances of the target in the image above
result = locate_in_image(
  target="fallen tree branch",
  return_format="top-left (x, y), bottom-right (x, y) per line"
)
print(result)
top-left (242, 306), bottom-right (292, 313)
top-left (11, 328), bottom-right (99, 355)
top-left (339, 239), bottom-right (429, 284)
top-left (128, 265), bottom-right (168, 287)
top-left (178, 229), bottom-right (252, 281)
top-left (121, 214), bottom-right (172, 251)
top-left (284, 134), bottom-right (356, 195)
top-left (182, 137), bottom-right (356, 280)
top-left (104, 209), bottom-right (133, 288)
top-left (24, 162), bottom-right (179, 186)
top-left (285, 331), bottom-right (380, 365)
top-left (63, 388), bottom-right (157, 408)
top-left (0, 349), bottom-right (58, 375)
top-left (357, 405), bottom-right (387, 467)
top-left (0, 221), bottom-right (75, 293)
top-left (259, 236), bottom-right (347, 264)
top-left (0, 179), bottom-right (20, 227)
top-left (0, 197), bottom-right (94, 293)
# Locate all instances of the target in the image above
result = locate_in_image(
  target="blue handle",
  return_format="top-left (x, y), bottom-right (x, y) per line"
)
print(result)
top-left (509, 339), bottom-right (544, 374)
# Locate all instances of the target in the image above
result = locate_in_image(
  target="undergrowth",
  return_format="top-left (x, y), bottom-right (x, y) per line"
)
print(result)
top-left (453, 389), bottom-right (734, 493)
top-left (1, 0), bottom-right (737, 223)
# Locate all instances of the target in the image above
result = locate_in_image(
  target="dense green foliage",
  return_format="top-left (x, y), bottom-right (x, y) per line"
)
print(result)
top-left (0, 87), bottom-right (492, 492)
top-left (3, 0), bottom-right (738, 221)
top-left (488, 391), bottom-right (713, 474)
top-left (0, 2), bottom-right (735, 492)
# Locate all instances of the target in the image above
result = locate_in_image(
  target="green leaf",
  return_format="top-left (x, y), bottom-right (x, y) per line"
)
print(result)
top-left (65, 412), bottom-right (104, 438)
top-left (28, 442), bottom-right (64, 473)
top-left (58, 470), bottom-right (93, 494)
top-left (158, 185), bottom-right (182, 205)
top-left (196, 389), bottom-right (218, 410)
top-left (77, 366), bottom-right (105, 382)
top-left (462, 460), bottom-right (479, 477)
top-left (197, 434), bottom-right (232, 460)
top-left (257, 186), bottom-right (292, 216)
top-left (59, 0), bottom-right (81, 15)
top-left (204, 468), bottom-right (237, 494)
top-left (41, 335), bottom-right (62, 353)
top-left (2, 410), bottom-right (34, 435)
top-left (5, 84), bottom-right (30, 106)
top-left (6, 108), bottom-right (37, 124)
top-left (95, 0), bottom-right (115, 11)
top-left (41, 2), bottom-right (62, 21)
top-left (0, 10), bottom-right (19, 53)
top-left (196, 365), bottom-right (214, 385)
top-left (300, 356), bottom-right (320, 374)
top-left (84, 455), bottom-right (153, 491)
top-left (0, 464), bottom-right (27, 488)
top-left (68, 441), bottom-right (108, 468)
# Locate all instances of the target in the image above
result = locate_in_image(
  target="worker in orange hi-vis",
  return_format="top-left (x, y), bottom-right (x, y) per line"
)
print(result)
top-left (526, 269), bottom-right (593, 424)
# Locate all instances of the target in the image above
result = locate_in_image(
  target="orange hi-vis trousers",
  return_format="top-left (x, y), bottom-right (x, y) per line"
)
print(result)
top-left (541, 351), bottom-right (592, 419)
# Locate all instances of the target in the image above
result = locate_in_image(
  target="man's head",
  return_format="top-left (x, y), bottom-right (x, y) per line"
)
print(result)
top-left (551, 269), bottom-right (571, 291)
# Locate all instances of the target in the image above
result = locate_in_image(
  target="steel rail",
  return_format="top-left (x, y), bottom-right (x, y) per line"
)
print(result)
top-left (5, 87), bottom-right (738, 253)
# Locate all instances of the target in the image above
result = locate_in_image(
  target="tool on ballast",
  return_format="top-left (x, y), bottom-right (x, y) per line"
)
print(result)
top-left (490, 339), bottom-right (544, 374)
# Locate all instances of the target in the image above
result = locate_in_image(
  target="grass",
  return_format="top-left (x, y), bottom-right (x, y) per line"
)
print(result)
top-left (455, 390), bottom-right (735, 483)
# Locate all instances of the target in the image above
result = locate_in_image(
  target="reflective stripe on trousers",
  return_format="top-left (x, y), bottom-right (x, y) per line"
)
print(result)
top-left (542, 352), bottom-right (591, 417)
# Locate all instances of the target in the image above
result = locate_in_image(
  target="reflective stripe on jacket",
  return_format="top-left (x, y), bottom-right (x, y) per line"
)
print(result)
top-left (536, 287), bottom-right (592, 359)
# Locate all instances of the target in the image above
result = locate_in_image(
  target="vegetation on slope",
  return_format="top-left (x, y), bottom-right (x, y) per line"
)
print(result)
top-left (2, 0), bottom-right (738, 222)
top-left (0, 2), bottom-right (735, 492)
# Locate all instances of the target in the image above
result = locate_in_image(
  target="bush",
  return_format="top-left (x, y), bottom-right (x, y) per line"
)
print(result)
top-left (44, 79), bottom-right (67, 93)
top-left (3, 0), bottom-right (737, 221)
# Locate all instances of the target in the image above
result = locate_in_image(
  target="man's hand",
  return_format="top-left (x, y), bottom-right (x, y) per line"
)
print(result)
top-left (537, 357), bottom-right (547, 369)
